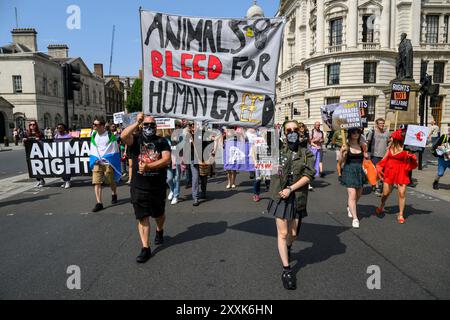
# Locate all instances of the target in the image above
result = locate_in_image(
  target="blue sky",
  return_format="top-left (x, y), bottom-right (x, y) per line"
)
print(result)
top-left (0, 0), bottom-right (279, 77)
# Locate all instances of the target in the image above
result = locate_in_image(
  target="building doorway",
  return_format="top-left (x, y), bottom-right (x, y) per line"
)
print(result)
top-left (0, 112), bottom-right (6, 143)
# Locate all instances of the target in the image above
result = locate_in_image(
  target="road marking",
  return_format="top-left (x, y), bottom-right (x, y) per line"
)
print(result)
top-left (80, 212), bottom-right (89, 215)
top-left (7, 213), bottom-right (15, 216)
top-left (44, 212), bottom-right (53, 216)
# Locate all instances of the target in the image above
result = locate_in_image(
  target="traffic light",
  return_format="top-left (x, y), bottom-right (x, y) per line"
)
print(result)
top-left (67, 63), bottom-right (81, 100)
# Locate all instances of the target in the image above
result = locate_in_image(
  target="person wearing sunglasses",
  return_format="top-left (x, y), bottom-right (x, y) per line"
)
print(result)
top-left (90, 119), bottom-right (119, 213)
top-left (121, 113), bottom-right (171, 263)
top-left (23, 121), bottom-right (46, 187)
top-left (267, 120), bottom-right (316, 290)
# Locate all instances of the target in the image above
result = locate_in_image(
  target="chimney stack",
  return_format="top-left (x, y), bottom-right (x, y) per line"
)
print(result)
top-left (47, 44), bottom-right (69, 58)
top-left (94, 63), bottom-right (104, 78)
top-left (11, 28), bottom-right (38, 52)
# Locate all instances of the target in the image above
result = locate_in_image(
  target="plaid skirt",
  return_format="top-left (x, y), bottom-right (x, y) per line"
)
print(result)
top-left (267, 193), bottom-right (307, 221)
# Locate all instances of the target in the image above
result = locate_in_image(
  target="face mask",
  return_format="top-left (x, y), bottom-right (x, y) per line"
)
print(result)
top-left (286, 132), bottom-right (299, 143)
top-left (142, 126), bottom-right (156, 140)
top-left (286, 132), bottom-right (300, 151)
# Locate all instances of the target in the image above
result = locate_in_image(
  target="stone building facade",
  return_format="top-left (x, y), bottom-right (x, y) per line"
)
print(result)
top-left (276, 0), bottom-right (450, 132)
top-left (0, 28), bottom-right (106, 131)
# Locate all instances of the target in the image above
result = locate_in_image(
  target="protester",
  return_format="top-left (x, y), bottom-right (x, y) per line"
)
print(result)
top-left (183, 123), bottom-right (193, 189)
top-left (375, 129), bottom-right (418, 224)
top-left (267, 120), bottom-right (316, 290)
top-left (88, 119), bottom-right (121, 212)
top-left (13, 128), bottom-right (19, 146)
top-left (432, 126), bottom-right (450, 190)
top-left (164, 128), bottom-right (181, 205)
top-left (310, 121), bottom-right (325, 178)
top-left (54, 123), bottom-right (73, 189)
top-left (23, 121), bottom-right (46, 187)
top-left (325, 129), bottom-right (335, 150)
top-left (187, 123), bottom-right (213, 206)
top-left (121, 113), bottom-right (171, 263)
top-left (44, 127), bottom-right (53, 139)
top-left (332, 129), bottom-right (344, 174)
top-left (429, 120), bottom-right (440, 146)
top-left (366, 118), bottom-right (390, 196)
top-left (224, 127), bottom-right (237, 189)
top-left (337, 128), bottom-right (369, 229)
top-left (250, 129), bottom-right (271, 202)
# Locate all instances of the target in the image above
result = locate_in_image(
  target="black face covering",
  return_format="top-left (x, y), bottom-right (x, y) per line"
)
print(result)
top-left (141, 126), bottom-right (156, 143)
top-left (286, 132), bottom-right (300, 151)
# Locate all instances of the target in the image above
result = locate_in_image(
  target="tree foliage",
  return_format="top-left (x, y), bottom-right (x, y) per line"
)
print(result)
top-left (126, 78), bottom-right (142, 113)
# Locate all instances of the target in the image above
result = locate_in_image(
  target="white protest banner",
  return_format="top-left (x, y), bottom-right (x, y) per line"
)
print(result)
top-left (404, 125), bottom-right (430, 150)
top-left (156, 118), bottom-right (175, 129)
top-left (113, 111), bottom-right (125, 124)
top-left (140, 10), bottom-right (285, 127)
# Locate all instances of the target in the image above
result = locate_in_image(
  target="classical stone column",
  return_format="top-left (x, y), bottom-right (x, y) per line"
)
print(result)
top-left (317, 0), bottom-right (324, 54)
top-left (411, 0), bottom-right (421, 47)
top-left (347, 0), bottom-right (358, 49)
top-left (390, 0), bottom-right (396, 49)
top-left (381, 0), bottom-right (391, 49)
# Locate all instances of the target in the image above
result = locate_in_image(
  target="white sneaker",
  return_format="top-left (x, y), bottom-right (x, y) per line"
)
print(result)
top-left (36, 181), bottom-right (45, 188)
top-left (352, 219), bottom-right (360, 228)
top-left (171, 197), bottom-right (178, 205)
top-left (60, 183), bottom-right (65, 188)
top-left (168, 191), bottom-right (174, 201)
top-left (308, 184), bottom-right (313, 191)
top-left (347, 207), bottom-right (352, 218)
top-left (64, 181), bottom-right (71, 189)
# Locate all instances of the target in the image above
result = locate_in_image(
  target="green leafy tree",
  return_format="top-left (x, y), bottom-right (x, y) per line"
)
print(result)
top-left (126, 78), bottom-right (142, 113)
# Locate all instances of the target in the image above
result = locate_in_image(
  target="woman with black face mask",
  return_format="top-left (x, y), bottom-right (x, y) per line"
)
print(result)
top-left (267, 120), bottom-right (316, 290)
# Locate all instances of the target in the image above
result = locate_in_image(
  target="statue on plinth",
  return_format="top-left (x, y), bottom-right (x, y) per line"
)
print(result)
top-left (396, 33), bottom-right (414, 81)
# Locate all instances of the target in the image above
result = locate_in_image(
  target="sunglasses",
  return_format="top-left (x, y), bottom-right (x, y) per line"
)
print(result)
top-left (29, 123), bottom-right (37, 126)
top-left (285, 127), bottom-right (300, 134)
top-left (93, 123), bottom-right (101, 126)
top-left (143, 122), bottom-right (156, 128)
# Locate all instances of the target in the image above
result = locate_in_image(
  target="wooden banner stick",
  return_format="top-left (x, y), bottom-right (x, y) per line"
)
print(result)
top-left (341, 129), bottom-right (347, 146)
top-left (394, 111), bottom-right (399, 130)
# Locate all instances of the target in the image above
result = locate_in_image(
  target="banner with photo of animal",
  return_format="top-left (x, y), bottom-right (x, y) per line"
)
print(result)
top-left (140, 10), bottom-right (285, 127)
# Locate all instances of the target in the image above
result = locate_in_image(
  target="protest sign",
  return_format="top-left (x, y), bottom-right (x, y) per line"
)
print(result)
top-left (121, 112), bottom-right (138, 128)
top-left (113, 111), bottom-right (125, 124)
top-left (223, 140), bottom-right (253, 171)
top-left (404, 125), bottom-right (430, 152)
top-left (390, 83), bottom-right (410, 111)
top-left (79, 129), bottom-right (91, 138)
top-left (156, 118), bottom-right (176, 129)
top-left (24, 138), bottom-right (91, 178)
top-left (140, 10), bottom-right (285, 127)
top-left (320, 101), bottom-right (363, 131)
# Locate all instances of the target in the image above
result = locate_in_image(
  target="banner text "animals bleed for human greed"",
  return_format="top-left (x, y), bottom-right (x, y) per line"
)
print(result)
top-left (140, 11), bottom-right (285, 127)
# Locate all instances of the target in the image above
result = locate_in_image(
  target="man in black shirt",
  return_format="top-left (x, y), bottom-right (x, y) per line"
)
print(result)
top-left (121, 113), bottom-right (171, 263)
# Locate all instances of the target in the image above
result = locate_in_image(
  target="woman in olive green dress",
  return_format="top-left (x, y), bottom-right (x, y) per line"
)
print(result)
top-left (267, 120), bottom-right (316, 290)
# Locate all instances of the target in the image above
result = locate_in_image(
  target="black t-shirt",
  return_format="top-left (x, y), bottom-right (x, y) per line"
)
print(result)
top-left (130, 134), bottom-right (171, 190)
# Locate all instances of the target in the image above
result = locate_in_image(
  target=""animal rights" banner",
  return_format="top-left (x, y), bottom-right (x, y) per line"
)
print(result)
top-left (24, 139), bottom-right (91, 178)
top-left (140, 10), bottom-right (285, 127)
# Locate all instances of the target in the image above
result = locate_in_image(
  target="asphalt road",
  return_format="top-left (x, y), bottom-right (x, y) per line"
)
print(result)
top-left (0, 150), bottom-right (449, 299)
top-left (0, 148), bottom-right (28, 179)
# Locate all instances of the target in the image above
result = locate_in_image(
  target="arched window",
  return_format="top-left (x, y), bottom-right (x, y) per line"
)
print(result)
top-left (54, 113), bottom-right (63, 126)
top-left (44, 113), bottom-right (51, 128)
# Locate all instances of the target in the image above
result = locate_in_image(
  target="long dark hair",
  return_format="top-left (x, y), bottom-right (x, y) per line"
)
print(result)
top-left (27, 121), bottom-right (43, 138)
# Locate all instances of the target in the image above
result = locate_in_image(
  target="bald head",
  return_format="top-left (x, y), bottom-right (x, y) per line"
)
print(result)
top-left (144, 116), bottom-right (155, 124)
